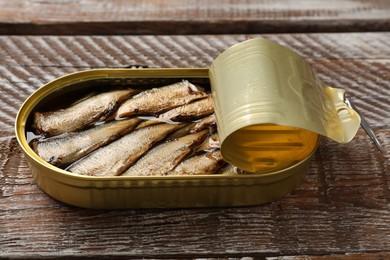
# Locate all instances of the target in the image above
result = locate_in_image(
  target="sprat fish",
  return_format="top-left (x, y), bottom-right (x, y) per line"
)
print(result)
top-left (33, 89), bottom-right (138, 137)
top-left (167, 150), bottom-right (225, 175)
top-left (116, 81), bottom-right (207, 118)
top-left (158, 96), bottom-right (214, 122)
top-left (67, 123), bottom-right (183, 176)
top-left (195, 133), bottom-right (219, 153)
top-left (167, 114), bottom-right (216, 141)
top-left (122, 130), bottom-right (208, 176)
top-left (31, 118), bottom-right (141, 168)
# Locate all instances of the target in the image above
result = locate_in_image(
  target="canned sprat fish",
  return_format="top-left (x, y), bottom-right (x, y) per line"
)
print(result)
top-left (14, 38), bottom-right (365, 208)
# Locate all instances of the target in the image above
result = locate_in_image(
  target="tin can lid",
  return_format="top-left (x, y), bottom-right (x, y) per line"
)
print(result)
top-left (209, 38), bottom-right (363, 173)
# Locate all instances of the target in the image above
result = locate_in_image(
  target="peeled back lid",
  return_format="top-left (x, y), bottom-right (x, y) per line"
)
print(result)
top-left (209, 38), bottom-right (363, 173)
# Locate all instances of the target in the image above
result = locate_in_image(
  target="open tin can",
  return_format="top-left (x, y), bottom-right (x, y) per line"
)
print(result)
top-left (15, 39), bottom-right (364, 209)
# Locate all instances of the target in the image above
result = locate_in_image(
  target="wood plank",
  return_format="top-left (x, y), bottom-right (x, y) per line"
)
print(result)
top-left (0, 0), bottom-right (389, 35)
top-left (1, 33), bottom-right (389, 257)
top-left (269, 253), bottom-right (390, 260)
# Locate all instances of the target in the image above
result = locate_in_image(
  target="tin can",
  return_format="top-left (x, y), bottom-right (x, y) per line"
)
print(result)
top-left (15, 68), bottom-right (320, 208)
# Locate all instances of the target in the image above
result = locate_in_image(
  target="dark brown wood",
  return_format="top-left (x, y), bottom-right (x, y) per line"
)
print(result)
top-left (1, 33), bottom-right (389, 258)
top-left (0, 0), bottom-right (389, 35)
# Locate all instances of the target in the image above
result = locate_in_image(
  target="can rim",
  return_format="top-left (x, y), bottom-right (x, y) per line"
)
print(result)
top-left (15, 68), bottom-right (320, 184)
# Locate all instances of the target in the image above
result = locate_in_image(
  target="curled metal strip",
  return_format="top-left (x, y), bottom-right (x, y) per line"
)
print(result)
top-left (344, 97), bottom-right (385, 153)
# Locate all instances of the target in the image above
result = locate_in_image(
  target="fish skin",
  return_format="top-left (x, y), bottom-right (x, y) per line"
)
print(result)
top-left (195, 133), bottom-right (219, 153)
top-left (218, 164), bottom-right (248, 175)
top-left (116, 81), bottom-right (208, 118)
top-left (167, 150), bottom-right (225, 175)
top-left (33, 89), bottom-right (139, 137)
top-left (217, 164), bottom-right (237, 175)
top-left (166, 114), bottom-right (216, 141)
top-left (192, 114), bottom-right (216, 132)
top-left (158, 96), bottom-right (214, 122)
top-left (134, 118), bottom-right (163, 129)
top-left (67, 123), bottom-right (183, 176)
top-left (122, 130), bottom-right (208, 176)
top-left (31, 118), bottom-right (141, 168)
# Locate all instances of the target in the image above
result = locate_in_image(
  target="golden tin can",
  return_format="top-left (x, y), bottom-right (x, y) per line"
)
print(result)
top-left (15, 38), bottom-right (364, 209)
top-left (15, 68), bottom-right (321, 208)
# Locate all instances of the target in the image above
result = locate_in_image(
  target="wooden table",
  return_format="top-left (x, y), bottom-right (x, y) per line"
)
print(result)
top-left (1, 0), bottom-right (390, 35)
top-left (1, 1), bottom-right (389, 259)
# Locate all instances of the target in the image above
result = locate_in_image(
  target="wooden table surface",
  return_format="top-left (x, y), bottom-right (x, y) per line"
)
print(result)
top-left (0, 0), bottom-right (389, 35)
top-left (1, 1), bottom-right (389, 259)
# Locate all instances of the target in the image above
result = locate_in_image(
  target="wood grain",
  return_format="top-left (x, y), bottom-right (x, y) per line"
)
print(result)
top-left (0, 0), bottom-right (389, 35)
top-left (1, 33), bottom-right (389, 258)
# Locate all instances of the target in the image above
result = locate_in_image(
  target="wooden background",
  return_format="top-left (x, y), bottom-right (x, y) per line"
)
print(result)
top-left (0, 1), bottom-right (389, 259)
top-left (0, 0), bottom-right (389, 35)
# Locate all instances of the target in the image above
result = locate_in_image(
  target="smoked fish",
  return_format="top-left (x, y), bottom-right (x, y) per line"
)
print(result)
top-left (33, 89), bottom-right (138, 137)
top-left (122, 130), bottom-right (208, 176)
top-left (31, 118), bottom-right (141, 168)
top-left (158, 96), bottom-right (214, 122)
top-left (218, 164), bottom-right (248, 175)
top-left (167, 114), bottom-right (216, 141)
top-left (67, 123), bottom-right (183, 176)
top-left (167, 150), bottom-right (225, 175)
top-left (195, 133), bottom-right (219, 153)
top-left (116, 81), bottom-right (207, 118)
